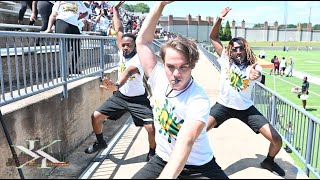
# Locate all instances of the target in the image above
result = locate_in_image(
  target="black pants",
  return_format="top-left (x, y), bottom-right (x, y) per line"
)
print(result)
top-left (18, 1), bottom-right (33, 21)
top-left (38, 1), bottom-right (53, 31)
top-left (55, 19), bottom-right (81, 73)
top-left (132, 155), bottom-right (228, 179)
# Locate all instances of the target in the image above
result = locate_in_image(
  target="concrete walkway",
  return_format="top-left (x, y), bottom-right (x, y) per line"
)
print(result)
top-left (86, 50), bottom-right (309, 179)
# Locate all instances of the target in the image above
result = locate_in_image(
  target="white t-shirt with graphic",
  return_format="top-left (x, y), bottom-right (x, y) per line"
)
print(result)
top-left (117, 50), bottom-right (145, 97)
top-left (52, 1), bottom-right (87, 28)
top-left (148, 62), bottom-right (213, 166)
top-left (216, 50), bottom-right (262, 110)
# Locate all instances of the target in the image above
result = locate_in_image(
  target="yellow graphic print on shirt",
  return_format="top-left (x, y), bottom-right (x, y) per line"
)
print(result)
top-left (119, 61), bottom-right (135, 80)
top-left (154, 99), bottom-right (184, 143)
top-left (61, 2), bottom-right (79, 14)
top-left (226, 67), bottom-right (249, 92)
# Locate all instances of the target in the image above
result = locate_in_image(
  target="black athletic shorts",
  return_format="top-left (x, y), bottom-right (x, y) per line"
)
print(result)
top-left (96, 90), bottom-right (153, 126)
top-left (209, 102), bottom-right (269, 133)
top-left (132, 154), bottom-right (229, 179)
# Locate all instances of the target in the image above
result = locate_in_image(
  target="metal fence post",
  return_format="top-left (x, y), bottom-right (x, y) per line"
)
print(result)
top-left (305, 118), bottom-right (314, 176)
top-left (100, 40), bottom-right (104, 79)
top-left (59, 38), bottom-right (68, 99)
top-left (270, 95), bottom-right (277, 126)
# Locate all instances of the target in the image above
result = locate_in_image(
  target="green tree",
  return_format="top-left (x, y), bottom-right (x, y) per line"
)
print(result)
top-left (313, 24), bottom-right (320, 30)
top-left (122, 4), bottom-right (134, 12)
top-left (219, 24), bottom-right (224, 40)
top-left (253, 23), bottom-right (264, 28)
top-left (223, 20), bottom-right (232, 41)
top-left (133, 3), bottom-right (150, 13)
top-left (287, 24), bottom-right (297, 28)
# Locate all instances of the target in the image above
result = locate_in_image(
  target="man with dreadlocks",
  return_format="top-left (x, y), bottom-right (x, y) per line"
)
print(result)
top-left (206, 7), bottom-right (285, 177)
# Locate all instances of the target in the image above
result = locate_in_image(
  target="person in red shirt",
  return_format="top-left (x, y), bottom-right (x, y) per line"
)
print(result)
top-left (273, 56), bottom-right (280, 76)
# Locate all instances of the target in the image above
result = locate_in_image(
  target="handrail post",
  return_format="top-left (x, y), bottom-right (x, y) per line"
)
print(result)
top-left (270, 95), bottom-right (277, 126)
top-left (100, 40), bottom-right (104, 79)
top-left (59, 38), bottom-right (68, 99)
top-left (305, 117), bottom-right (314, 176)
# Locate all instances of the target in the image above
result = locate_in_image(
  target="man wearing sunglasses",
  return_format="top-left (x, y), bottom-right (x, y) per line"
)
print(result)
top-left (207, 7), bottom-right (285, 177)
top-left (85, 1), bottom-right (156, 162)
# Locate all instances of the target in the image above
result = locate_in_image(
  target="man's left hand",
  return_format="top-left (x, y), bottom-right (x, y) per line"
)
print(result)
top-left (249, 63), bottom-right (261, 81)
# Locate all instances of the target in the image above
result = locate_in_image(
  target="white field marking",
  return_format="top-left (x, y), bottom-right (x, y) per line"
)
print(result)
top-left (263, 72), bottom-right (320, 97)
top-left (306, 61), bottom-right (320, 64)
top-left (302, 70), bottom-right (320, 72)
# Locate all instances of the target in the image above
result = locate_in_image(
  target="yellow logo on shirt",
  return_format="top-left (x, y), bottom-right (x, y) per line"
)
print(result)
top-left (119, 62), bottom-right (135, 81)
top-left (227, 67), bottom-right (249, 92)
top-left (62, 2), bottom-right (79, 14)
top-left (154, 99), bottom-right (184, 143)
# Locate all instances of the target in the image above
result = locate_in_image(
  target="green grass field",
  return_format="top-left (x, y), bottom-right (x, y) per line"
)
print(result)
top-left (253, 50), bottom-right (320, 118)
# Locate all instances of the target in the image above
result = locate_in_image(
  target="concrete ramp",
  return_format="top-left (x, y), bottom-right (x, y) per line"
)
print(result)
top-left (87, 49), bottom-right (308, 179)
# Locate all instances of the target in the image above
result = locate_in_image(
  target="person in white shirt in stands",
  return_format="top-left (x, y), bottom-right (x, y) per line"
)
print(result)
top-left (133, 1), bottom-right (228, 179)
top-left (81, 1), bottom-right (93, 32)
top-left (95, 8), bottom-right (110, 35)
top-left (207, 6), bottom-right (285, 177)
top-left (45, 1), bottom-right (88, 74)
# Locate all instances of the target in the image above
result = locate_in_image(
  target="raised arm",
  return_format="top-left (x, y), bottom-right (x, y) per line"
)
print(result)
top-left (113, 1), bottom-right (125, 49)
top-left (209, 7), bottom-right (231, 56)
top-left (136, 1), bottom-right (173, 77)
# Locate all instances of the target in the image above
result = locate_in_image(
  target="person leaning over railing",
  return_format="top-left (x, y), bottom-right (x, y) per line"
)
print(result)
top-left (206, 6), bottom-right (285, 177)
top-left (133, 1), bottom-right (228, 179)
top-left (44, 1), bottom-right (88, 74)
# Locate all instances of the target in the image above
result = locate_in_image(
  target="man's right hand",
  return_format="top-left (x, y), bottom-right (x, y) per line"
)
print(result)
top-left (160, 1), bottom-right (174, 6)
top-left (100, 77), bottom-right (118, 92)
top-left (219, 7), bottom-right (232, 20)
top-left (115, 1), bottom-right (125, 10)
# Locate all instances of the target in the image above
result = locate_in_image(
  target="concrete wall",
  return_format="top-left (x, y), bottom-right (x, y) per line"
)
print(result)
top-left (0, 69), bottom-right (118, 178)
top-left (159, 16), bottom-right (319, 42)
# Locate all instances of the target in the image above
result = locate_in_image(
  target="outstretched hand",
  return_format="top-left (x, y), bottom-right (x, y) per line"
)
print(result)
top-left (249, 63), bottom-right (262, 81)
top-left (115, 1), bottom-right (125, 10)
top-left (219, 7), bottom-right (232, 20)
top-left (100, 77), bottom-right (117, 92)
top-left (160, 1), bottom-right (174, 6)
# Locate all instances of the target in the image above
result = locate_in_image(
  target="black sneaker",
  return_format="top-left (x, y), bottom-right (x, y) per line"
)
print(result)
top-left (260, 159), bottom-right (285, 177)
top-left (146, 151), bottom-right (155, 162)
top-left (85, 141), bottom-right (108, 154)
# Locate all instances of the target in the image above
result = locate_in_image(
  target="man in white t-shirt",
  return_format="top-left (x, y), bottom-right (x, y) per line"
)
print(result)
top-left (207, 7), bottom-right (285, 177)
top-left (85, 2), bottom-right (156, 162)
top-left (280, 57), bottom-right (287, 76)
top-left (133, 2), bottom-right (228, 179)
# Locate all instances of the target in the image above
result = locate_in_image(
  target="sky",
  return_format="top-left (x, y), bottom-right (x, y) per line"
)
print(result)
top-left (122, 1), bottom-right (320, 27)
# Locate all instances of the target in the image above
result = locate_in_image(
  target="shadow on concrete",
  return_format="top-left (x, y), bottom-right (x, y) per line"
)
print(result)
top-left (108, 153), bottom-right (147, 165)
top-left (223, 154), bottom-right (300, 179)
top-left (102, 126), bottom-right (145, 179)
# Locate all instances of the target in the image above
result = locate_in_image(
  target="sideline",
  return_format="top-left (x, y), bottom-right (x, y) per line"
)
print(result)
top-left (262, 71), bottom-right (320, 97)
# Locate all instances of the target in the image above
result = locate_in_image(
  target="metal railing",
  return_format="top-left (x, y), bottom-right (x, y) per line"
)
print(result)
top-left (0, 31), bottom-right (119, 106)
top-left (199, 42), bottom-right (320, 178)
top-left (253, 82), bottom-right (320, 178)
